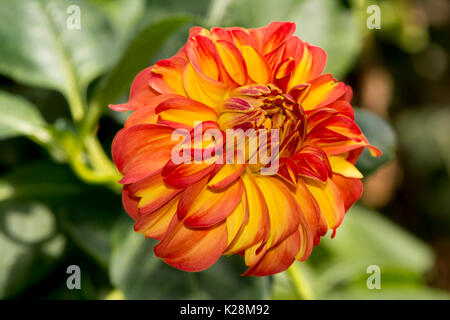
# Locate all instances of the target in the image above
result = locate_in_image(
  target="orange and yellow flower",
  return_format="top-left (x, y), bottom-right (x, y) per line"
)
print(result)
top-left (111, 22), bottom-right (381, 276)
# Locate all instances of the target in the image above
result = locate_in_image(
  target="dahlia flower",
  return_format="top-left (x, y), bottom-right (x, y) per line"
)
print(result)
top-left (111, 22), bottom-right (381, 276)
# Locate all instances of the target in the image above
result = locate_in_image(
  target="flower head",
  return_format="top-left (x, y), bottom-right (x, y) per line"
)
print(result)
top-left (111, 22), bottom-right (381, 276)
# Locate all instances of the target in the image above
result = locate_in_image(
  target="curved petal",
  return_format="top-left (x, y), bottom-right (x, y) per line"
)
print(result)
top-left (182, 63), bottom-right (228, 111)
top-left (287, 43), bottom-right (327, 90)
top-left (332, 174), bottom-right (363, 211)
top-left (134, 196), bottom-right (179, 240)
top-left (124, 94), bottom-right (182, 128)
top-left (156, 96), bottom-right (218, 128)
top-left (242, 45), bottom-right (271, 84)
top-left (254, 176), bottom-right (300, 249)
top-left (329, 155), bottom-right (363, 179)
top-left (112, 124), bottom-right (175, 184)
top-left (243, 230), bottom-right (300, 276)
top-left (179, 178), bottom-right (244, 228)
top-left (122, 185), bottom-right (140, 219)
top-left (224, 172), bottom-right (270, 254)
top-left (304, 177), bottom-right (345, 232)
top-left (154, 215), bottom-right (228, 272)
top-left (216, 40), bottom-right (248, 85)
top-left (128, 174), bottom-right (183, 215)
top-left (208, 163), bottom-right (246, 190)
top-left (295, 178), bottom-right (327, 245)
top-left (109, 67), bottom-right (157, 111)
top-left (149, 57), bottom-right (187, 96)
top-left (261, 21), bottom-right (296, 55)
top-left (300, 74), bottom-right (346, 110)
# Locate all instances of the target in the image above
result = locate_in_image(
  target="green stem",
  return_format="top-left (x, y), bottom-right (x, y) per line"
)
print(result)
top-left (80, 98), bottom-right (103, 138)
top-left (286, 263), bottom-right (315, 300)
top-left (67, 88), bottom-right (85, 122)
top-left (65, 86), bottom-right (120, 189)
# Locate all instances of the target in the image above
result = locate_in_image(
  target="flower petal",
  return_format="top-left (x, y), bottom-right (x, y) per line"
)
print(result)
top-left (288, 43), bottom-right (327, 90)
top-left (179, 178), bottom-right (244, 228)
top-left (243, 230), bottom-right (300, 276)
top-left (154, 214), bottom-right (228, 272)
top-left (301, 74), bottom-right (346, 110)
top-left (112, 124), bottom-right (175, 184)
top-left (329, 155), bottom-right (363, 179)
top-left (305, 177), bottom-right (345, 232)
top-left (129, 174), bottom-right (183, 215)
top-left (332, 174), bottom-right (363, 211)
top-left (134, 196), bottom-right (179, 240)
top-left (224, 172), bottom-right (270, 254)
top-left (149, 57), bottom-right (187, 95)
top-left (242, 45), bottom-right (271, 84)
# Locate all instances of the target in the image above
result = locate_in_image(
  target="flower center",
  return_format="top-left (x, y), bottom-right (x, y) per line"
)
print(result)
top-left (218, 84), bottom-right (306, 158)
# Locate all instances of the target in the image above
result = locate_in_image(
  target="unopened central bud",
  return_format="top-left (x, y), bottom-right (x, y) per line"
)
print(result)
top-left (218, 84), bottom-right (306, 158)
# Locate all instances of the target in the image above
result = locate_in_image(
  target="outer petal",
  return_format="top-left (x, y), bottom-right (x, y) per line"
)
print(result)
top-left (287, 43), bottom-right (327, 90)
top-left (149, 57), bottom-right (187, 96)
top-left (155, 96), bottom-right (218, 128)
top-left (261, 21), bottom-right (296, 55)
top-left (300, 74), bottom-right (346, 111)
top-left (124, 94), bottom-right (182, 128)
top-left (110, 67), bottom-right (156, 111)
top-left (216, 40), bottom-right (248, 85)
top-left (182, 63), bottom-right (228, 111)
top-left (295, 178), bottom-right (327, 245)
top-left (329, 155), bottom-right (363, 179)
top-left (112, 124), bottom-right (175, 184)
top-left (129, 174), bottom-right (183, 215)
top-left (134, 196), bottom-right (179, 240)
top-left (179, 178), bottom-right (244, 228)
top-left (243, 176), bottom-right (303, 268)
top-left (304, 177), bottom-right (345, 232)
top-left (224, 172), bottom-right (270, 254)
top-left (332, 174), bottom-right (363, 211)
top-left (241, 45), bottom-right (271, 84)
top-left (154, 215), bottom-right (228, 272)
top-left (243, 230), bottom-right (300, 276)
top-left (162, 160), bottom-right (217, 189)
top-left (253, 176), bottom-right (300, 249)
top-left (225, 191), bottom-right (249, 248)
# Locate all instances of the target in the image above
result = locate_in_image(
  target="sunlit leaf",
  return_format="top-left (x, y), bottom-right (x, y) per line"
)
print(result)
top-left (0, 201), bottom-right (65, 298)
top-left (0, 0), bottom-right (115, 112)
top-left (355, 108), bottom-right (397, 176)
top-left (322, 205), bottom-right (433, 274)
top-left (110, 216), bottom-right (269, 299)
top-left (0, 91), bottom-right (50, 142)
top-left (94, 16), bottom-right (192, 107)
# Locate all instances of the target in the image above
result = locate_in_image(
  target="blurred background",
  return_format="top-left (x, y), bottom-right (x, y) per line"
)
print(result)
top-left (0, 0), bottom-right (449, 299)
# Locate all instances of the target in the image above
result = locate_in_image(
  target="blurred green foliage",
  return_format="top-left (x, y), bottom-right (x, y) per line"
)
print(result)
top-left (0, 0), bottom-right (448, 300)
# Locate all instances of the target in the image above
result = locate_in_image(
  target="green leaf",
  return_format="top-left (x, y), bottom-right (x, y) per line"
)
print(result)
top-left (321, 205), bottom-right (433, 275)
top-left (288, 0), bottom-right (363, 78)
top-left (0, 201), bottom-right (66, 298)
top-left (110, 217), bottom-right (269, 299)
top-left (0, 161), bottom-right (121, 269)
top-left (89, 0), bottom-right (146, 46)
top-left (94, 16), bottom-right (192, 107)
top-left (146, 0), bottom-right (212, 22)
top-left (0, 91), bottom-right (50, 142)
top-left (59, 189), bottom-right (122, 268)
top-left (272, 205), bottom-right (441, 300)
top-left (207, 0), bottom-right (363, 78)
top-left (0, 0), bottom-right (115, 119)
top-left (355, 108), bottom-right (397, 176)
top-left (0, 162), bottom-right (82, 202)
